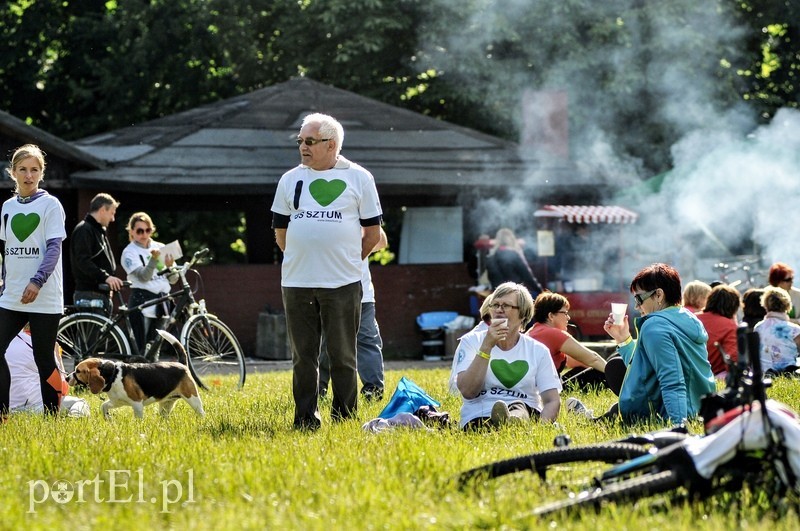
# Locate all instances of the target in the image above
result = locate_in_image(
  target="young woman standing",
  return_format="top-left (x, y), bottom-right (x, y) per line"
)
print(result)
top-left (0, 144), bottom-right (67, 417)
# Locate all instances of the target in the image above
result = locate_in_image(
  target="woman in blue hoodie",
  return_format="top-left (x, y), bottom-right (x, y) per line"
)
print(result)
top-left (599, 263), bottom-right (715, 425)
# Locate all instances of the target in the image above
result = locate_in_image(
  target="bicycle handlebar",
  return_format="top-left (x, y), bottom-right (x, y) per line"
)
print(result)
top-left (154, 248), bottom-right (210, 277)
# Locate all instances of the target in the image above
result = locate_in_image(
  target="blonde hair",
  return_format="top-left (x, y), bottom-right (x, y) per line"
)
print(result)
top-left (761, 286), bottom-right (792, 313)
top-left (682, 280), bottom-right (711, 310)
top-left (491, 228), bottom-right (523, 254)
top-left (6, 144), bottom-right (46, 193)
top-left (126, 212), bottom-right (156, 241)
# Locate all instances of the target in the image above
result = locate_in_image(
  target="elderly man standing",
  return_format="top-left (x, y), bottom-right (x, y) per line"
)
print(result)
top-left (272, 113), bottom-right (383, 430)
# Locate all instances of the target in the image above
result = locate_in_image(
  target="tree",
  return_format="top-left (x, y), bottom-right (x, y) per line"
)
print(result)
top-left (2, 0), bottom-right (798, 179)
top-left (734, 0), bottom-right (800, 120)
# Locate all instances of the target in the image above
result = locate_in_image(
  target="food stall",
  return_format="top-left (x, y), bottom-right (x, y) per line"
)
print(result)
top-left (533, 205), bottom-right (639, 339)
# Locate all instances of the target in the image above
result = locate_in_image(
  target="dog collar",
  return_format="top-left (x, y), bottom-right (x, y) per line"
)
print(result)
top-left (102, 363), bottom-right (120, 393)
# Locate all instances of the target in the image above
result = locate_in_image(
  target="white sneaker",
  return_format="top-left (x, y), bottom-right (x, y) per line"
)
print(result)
top-left (491, 401), bottom-right (511, 426)
top-left (565, 397), bottom-right (594, 420)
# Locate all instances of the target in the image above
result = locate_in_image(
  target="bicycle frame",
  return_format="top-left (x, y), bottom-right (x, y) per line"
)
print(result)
top-left (111, 280), bottom-right (198, 359)
top-left (463, 326), bottom-right (800, 517)
top-left (71, 248), bottom-right (210, 361)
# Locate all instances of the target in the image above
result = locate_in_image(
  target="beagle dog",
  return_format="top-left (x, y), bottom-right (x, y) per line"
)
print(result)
top-left (68, 331), bottom-right (204, 419)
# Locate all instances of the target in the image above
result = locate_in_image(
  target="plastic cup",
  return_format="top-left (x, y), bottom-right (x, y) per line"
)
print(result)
top-left (491, 318), bottom-right (508, 327)
top-left (611, 303), bottom-right (627, 325)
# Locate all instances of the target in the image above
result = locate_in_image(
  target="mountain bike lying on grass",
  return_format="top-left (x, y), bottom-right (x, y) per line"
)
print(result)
top-left (458, 327), bottom-right (800, 517)
top-left (57, 248), bottom-right (246, 392)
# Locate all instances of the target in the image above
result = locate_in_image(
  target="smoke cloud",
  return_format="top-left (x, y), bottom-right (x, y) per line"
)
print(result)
top-left (419, 0), bottom-right (794, 286)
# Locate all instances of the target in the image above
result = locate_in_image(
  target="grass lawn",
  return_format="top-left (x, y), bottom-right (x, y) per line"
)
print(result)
top-left (3, 368), bottom-right (800, 530)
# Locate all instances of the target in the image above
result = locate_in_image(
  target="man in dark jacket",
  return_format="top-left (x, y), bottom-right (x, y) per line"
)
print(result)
top-left (70, 193), bottom-right (123, 314)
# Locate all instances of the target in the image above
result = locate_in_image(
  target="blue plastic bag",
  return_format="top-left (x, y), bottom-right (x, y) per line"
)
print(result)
top-left (378, 376), bottom-right (441, 419)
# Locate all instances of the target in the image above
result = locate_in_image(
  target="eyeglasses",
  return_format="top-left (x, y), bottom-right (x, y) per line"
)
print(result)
top-left (489, 303), bottom-right (519, 311)
top-left (633, 289), bottom-right (656, 307)
top-left (784, 277), bottom-right (794, 283)
top-left (296, 137), bottom-right (330, 146)
top-left (556, 310), bottom-right (570, 316)
top-left (135, 227), bottom-right (153, 235)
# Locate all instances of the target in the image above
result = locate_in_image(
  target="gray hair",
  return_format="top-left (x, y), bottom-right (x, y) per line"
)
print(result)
top-left (492, 282), bottom-right (535, 328)
top-left (301, 113), bottom-right (344, 156)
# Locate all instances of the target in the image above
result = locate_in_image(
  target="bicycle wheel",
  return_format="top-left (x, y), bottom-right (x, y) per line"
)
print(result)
top-left (531, 469), bottom-right (683, 517)
top-left (57, 313), bottom-right (130, 372)
top-left (180, 314), bottom-right (245, 391)
top-left (458, 443), bottom-right (651, 485)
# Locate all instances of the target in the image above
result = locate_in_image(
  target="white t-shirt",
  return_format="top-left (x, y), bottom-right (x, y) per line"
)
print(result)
top-left (122, 240), bottom-right (171, 292)
top-left (271, 157), bottom-right (382, 288)
top-left (0, 193), bottom-right (66, 313)
top-left (361, 260), bottom-right (375, 304)
top-left (453, 331), bottom-right (562, 428)
top-left (122, 240), bottom-right (173, 318)
top-left (7, 331), bottom-right (88, 416)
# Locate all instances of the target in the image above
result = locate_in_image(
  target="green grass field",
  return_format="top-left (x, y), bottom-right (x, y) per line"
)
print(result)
top-left (3, 368), bottom-right (800, 530)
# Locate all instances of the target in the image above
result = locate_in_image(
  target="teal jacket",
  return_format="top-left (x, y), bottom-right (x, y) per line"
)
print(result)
top-left (617, 306), bottom-right (716, 424)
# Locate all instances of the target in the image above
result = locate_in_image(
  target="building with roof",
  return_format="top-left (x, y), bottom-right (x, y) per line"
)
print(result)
top-left (3, 78), bottom-right (615, 357)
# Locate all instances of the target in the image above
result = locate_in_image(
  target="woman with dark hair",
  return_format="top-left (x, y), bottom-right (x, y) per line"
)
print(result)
top-left (697, 285), bottom-right (741, 379)
top-left (741, 288), bottom-right (767, 330)
top-left (527, 292), bottom-right (607, 388)
top-left (570, 263), bottom-right (715, 425)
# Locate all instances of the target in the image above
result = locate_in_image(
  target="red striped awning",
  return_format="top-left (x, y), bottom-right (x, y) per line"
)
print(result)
top-left (533, 205), bottom-right (638, 224)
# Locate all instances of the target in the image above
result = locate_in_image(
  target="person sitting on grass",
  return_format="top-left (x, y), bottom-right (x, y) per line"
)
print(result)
top-left (451, 282), bottom-right (561, 430)
top-left (567, 263), bottom-right (716, 425)
top-left (682, 280), bottom-right (712, 314)
top-left (7, 325), bottom-right (89, 417)
top-left (741, 288), bottom-right (767, 330)
top-left (526, 292), bottom-right (607, 389)
top-left (696, 284), bottom-right (741, 380)
top-left (753, 286), bottom-right (800, 376)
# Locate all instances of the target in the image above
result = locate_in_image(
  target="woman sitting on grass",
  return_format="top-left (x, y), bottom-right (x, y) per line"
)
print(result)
top-left (696, 284), bottom-right (741, 380)
top-left (754, 286), bottom-right (800, 376)
top-left (452, 282), bottom-right (561, 430)
top-left (526, 292), bottom-right (607, 388)
top-left (571, 263), bottom-right (716, 425)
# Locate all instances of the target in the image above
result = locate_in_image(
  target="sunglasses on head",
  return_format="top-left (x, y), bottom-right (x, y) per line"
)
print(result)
top-left (135, 227), bottom-right (153, 235)
top-left (295, 137), bottom-right (330, 146)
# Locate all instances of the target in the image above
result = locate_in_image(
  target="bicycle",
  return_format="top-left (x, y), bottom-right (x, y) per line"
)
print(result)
top-left (458, 327), bottom-right (800, 518)
top-left (57, 248), bottom-right (246, 392)
top-left (712, 255), bottom-right (766, 292)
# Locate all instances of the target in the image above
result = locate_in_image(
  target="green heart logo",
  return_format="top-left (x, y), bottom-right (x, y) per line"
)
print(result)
top-left (490, 359), bottom-right (530, 388)
top-left (309, 179), bottom-right (346, 207)
top-left (11, 213), bottom-right (40, 242)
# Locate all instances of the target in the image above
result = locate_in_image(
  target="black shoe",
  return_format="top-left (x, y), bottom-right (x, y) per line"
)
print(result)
top-left (361, 386), bottom-right (384, 401)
